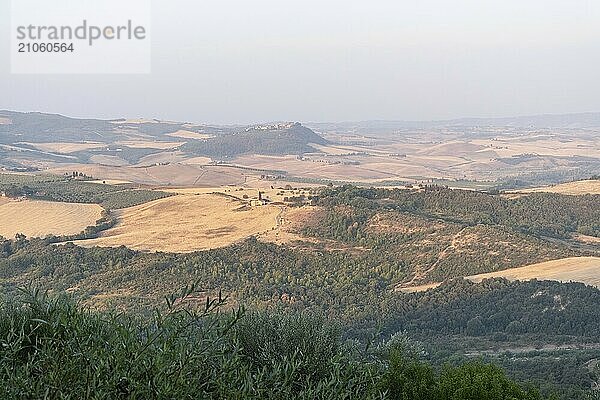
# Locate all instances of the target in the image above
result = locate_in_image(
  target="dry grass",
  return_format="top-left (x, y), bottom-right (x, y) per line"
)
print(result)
top-left (166, 130), bottom-right (213, 140)
top-left (78, 193), bottom-right (280, 252)
top-left (517, 180), bottom-right (600, 195)
top-left (366, 212), bottom-right (446, 235)
top-left (309, 144), bottom-right (366, 155)
top-left (0, 199), bottom-right (102, 238)
top-left (256, 206), bottom-right (369, 255)
top-left (400, 257), bottom-right (600, 293)
top-left (399, 283), bottom-right (441, 293)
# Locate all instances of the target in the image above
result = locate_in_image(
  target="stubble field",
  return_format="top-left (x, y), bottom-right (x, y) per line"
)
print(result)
top-left (400, 257), bottom-right (600, 293)
top-left (77, 193), bottom-right (281, 252)
top-left (0, 198), bottom-right (103, 239)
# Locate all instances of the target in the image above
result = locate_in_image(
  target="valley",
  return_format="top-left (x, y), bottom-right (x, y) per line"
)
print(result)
top-left (1, 111), bottom-right (599, 398)
top-left (5, 1), bottom-right (600, 396)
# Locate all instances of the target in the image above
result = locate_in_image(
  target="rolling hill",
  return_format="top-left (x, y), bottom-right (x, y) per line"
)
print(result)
top-left (2, 110), bottom-right (599, 189)
top-left (77, 193), bottom-right (281, 252)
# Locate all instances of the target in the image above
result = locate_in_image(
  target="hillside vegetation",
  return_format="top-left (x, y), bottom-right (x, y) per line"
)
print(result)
top-left (1, 184), bottom-right (600, 397)
top-left (0, 111), bottom-right (115, 143)
top-left (182, 123), bottom-right (327, 158)
top-left (0, 237), bottom-right (598, 347)
top-left (296, 186), bottom-right (597, 283)
top-left (314, 186), bottom-right (600, 239)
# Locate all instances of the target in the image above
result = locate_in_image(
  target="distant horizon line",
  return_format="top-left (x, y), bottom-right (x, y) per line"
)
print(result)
top-left (2, 108), bottom-right (600, 127)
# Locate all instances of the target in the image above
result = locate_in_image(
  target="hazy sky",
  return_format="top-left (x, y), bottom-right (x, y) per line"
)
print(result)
top-left (1, 0), bottom-right (600, 124)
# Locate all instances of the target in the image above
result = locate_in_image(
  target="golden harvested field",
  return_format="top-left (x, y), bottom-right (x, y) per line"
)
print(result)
top-left (400, 257), bottom-right (600, 293)
top-left (162, 186), bottom-right (318, 246)
top-left (309, 144), bottom-right (372, 155)
top-left (517, 180), bottom-right (600, 195)
top-left (166, 130), bottom-right (213, 140)
top-left (78, 193), bottom-right (281, 252)
top-left (0, 199), bottom-right (103, 238)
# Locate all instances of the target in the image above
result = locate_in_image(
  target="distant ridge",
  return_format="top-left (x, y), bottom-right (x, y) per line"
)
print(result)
top-left (0, 110), bottom-right (327, 159)
top-left (308, 112), bottom-right (600, 131)
top-left (4, 109), bottom-right (600, 130)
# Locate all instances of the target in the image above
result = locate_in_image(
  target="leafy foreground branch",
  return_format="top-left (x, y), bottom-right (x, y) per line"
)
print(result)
top-left (0, 288), bottom-right (554, 399)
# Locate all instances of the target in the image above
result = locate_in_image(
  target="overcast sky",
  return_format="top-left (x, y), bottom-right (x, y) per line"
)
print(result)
top-left (1, 0), bottom-right (600, 124)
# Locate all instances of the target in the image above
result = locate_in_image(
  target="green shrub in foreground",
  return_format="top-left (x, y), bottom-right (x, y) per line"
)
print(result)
top-left (0, 288), bottom-right (552, 399)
